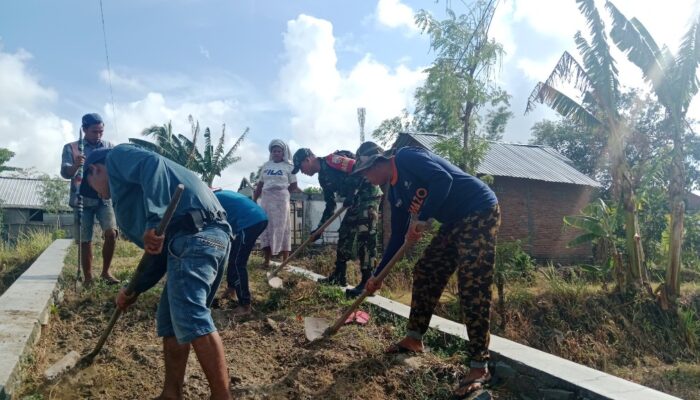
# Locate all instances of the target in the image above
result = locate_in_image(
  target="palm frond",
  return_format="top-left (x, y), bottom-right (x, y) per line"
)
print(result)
top-left (544, 51), bottom-right (593, 95)
top-left (568, 232), bottom-right (600, 247)
top-left (674, 16), bottom-right (700, 113)
top-left (220, 127), bottom-right (249, 167)
top-left (526, 82), bottom-right (603, 129)
top-left (607, 2), bottom-right (666, 95)
top-left (576, 0), bottom-right (620, 110)
top-left (128, 138), bottom-right (161, 154)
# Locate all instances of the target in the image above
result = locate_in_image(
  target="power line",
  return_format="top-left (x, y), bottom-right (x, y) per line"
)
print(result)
top-left (99, 0), bottom-right (118, 136)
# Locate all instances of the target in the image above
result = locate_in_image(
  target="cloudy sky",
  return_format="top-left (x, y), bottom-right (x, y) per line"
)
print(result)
top-left (1, 0), bottom-right (699, 189)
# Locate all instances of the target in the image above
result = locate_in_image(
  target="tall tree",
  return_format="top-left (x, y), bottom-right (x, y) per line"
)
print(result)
top-left (607, 1), bottom-right (700, 306)
top-left (414, 0), bottom-right (512, 173)
top-left (131, 116), bottom-right (248, 186)
top-left (39, 175), bottom-right (70, 229)
top-left (526, 0), bottom-right (645, 292)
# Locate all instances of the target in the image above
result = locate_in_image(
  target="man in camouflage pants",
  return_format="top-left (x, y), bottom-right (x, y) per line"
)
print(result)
top-left (353, 144), bottom-right (500, 399)
top-left (292, 147), bottom-right (381, 296)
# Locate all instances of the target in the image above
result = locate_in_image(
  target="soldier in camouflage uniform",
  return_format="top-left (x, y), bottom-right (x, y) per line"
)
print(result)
top-left (291, 148), bottom-right (382, 294)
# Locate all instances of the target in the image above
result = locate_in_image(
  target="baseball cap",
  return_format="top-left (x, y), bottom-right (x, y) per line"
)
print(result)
top-left (291, 148), bottom-right (313, 174)
top-left (81, 113), bottom-right (104, 127)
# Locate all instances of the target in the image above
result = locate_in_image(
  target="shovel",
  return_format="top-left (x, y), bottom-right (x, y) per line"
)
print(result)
top-left (267, 206), bottom-right (348, 288)
top-left (304, 240), bottom-right (411, 341)
top-left (44, 184), bottom-right (185, 380)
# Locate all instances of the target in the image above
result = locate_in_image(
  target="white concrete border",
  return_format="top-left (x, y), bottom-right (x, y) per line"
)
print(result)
top-left (282, 264), bottom-right (680, 400)
top-left (0, 239), bottom-right (71, 400)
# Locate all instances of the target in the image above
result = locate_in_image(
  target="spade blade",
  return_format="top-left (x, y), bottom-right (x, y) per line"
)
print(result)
top-left (268, 276), bottom-right (284, 289)
top-left (304, 317), bottom-right (330, 341)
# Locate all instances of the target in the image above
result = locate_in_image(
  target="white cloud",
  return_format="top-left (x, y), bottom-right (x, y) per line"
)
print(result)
top-left (100, 69), bottom-right (144, 92)
top-left (490, 0), bottom-right (517, 62)
top-left (374, 0), bottom-right (419, 35)
top-left (516, 54), bottom-right (561, 82)
top-left (0, 43), bottom-right (74, 175)
top-left (277, 14), bottom-right (425, 186)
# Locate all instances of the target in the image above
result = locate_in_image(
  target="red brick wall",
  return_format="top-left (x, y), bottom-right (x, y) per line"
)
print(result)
top-left (492, 177), bottom-right (594, 263)
top-left (381, 177), bottom-right (595, 264)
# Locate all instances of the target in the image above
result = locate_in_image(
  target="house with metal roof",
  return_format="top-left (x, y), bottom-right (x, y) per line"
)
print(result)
top-left (390, 133), bottom-right (602, 263)
top-left (0, 176), bottom-right (72, 240)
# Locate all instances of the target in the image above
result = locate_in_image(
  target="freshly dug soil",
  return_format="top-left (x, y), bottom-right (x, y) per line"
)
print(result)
top-left (16, 249), bottom-right (513, 400)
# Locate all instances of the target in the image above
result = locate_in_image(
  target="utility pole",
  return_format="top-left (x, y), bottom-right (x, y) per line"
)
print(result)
top-left (357, 107), bottom-right (366, 142)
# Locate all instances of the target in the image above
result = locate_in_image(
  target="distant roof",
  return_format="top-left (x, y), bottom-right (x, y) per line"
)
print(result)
top-left (394, 133), bottom-right (601, 187)
top-left (0, 176), bottom-right (65, 209)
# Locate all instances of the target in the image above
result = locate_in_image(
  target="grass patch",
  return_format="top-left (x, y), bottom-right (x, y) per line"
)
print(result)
top-left (0, 230), bottom-right (53, 295)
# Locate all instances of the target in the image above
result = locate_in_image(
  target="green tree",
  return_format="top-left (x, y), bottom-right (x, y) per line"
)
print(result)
top-left (413, 1), bottom-right (512, 173)
top-left (0, 148), bottom-right (19, 173)
top-left (607, 1), bottom-right (700, 305)
top-left (39, 175), bottom-right (70, 229)
top-left (526, 0), bottom-right (646, 292)
top-left (371, 110), bottom-right (412, 147)
top-left (530, 118), bottom-right (606, 178)
top-left (131, 116), bottom-right (249, 186)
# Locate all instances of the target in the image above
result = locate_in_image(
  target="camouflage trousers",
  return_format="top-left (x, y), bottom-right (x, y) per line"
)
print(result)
top-left (407, 204), bottom-right (500, 367)
top-left (336, 203), bottom-right (379, 270)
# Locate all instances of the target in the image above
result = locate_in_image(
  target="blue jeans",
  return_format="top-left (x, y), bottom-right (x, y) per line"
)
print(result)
top-left (227, 220), bottom-right (267, 305)
top-left (156, 224), bottom-right (230, 344)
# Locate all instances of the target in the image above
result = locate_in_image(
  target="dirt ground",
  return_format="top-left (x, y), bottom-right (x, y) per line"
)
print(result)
top-left (16, 245), bottom-right (514, 400)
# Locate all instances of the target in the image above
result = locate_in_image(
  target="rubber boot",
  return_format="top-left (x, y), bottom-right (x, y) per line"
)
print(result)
top-left (319, 261), bottom-right (347, 286)
top-left (345, 269), bottom-right (372, 299)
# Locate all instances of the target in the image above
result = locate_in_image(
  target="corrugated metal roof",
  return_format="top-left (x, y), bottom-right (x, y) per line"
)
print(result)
top-left (0, 176), bottom-right (59, 209)
top-left (396, 133), bottom-right (601, 187)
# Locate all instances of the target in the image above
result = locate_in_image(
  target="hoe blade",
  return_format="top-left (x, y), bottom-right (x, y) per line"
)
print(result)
top-left (304, 317), bottom-right (330, 341)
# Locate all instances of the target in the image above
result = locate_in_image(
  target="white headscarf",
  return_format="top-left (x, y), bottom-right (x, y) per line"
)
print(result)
top-left (268, 139), bottom-right (291, 164)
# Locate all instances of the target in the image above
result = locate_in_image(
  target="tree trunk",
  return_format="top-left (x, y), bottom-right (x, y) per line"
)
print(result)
top-left (461, 102), bottom-right (474, 172)
top-left (609, 123), bottom-right (644, 291)
top-left (663, 117), bottom-right (685, 304)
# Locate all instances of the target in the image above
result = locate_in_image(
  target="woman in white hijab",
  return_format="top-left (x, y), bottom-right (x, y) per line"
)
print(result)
top-left (254, 139), bottom-right (300, 267)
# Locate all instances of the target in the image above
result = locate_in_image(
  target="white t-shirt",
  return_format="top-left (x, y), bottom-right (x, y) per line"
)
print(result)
top-left (260, 160), bottom-right (297, 191)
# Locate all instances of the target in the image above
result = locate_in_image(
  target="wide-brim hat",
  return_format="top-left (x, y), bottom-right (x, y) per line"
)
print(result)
top-left (351, 150), bottom-right (392, 175)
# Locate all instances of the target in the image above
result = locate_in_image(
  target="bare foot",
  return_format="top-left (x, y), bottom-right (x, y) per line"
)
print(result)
top-left (101, 272), bottom-right (121, 285)
top-left (384, 336), bottom-right (424, 354)
top-left (231, 304), bottom-right (252, 317)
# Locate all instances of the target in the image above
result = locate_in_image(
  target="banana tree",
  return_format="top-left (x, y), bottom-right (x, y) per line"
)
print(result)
top-left (526, 0), bottom-right (645, 291)
top-left (607, 1), bottom-right (700, 306)
top-left (564, 198), bottom-right (625, 290)
top-left (198, 124), bottom-right (249, 186)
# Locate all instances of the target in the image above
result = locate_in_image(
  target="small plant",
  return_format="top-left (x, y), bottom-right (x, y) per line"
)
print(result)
top-left (494, 240), bottom-right (535, 329)
top-left (679, 306), bottom-right (700, 350)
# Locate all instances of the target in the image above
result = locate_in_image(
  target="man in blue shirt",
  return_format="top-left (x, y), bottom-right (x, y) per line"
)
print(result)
top-left (81, 144), bottom-right (233, 400)
top-left (60, 113), bottom-right (118, 285)
top-left (214, 189), bottom-right (268, 317)
top-left (353, 146), bottom-right (500, 399)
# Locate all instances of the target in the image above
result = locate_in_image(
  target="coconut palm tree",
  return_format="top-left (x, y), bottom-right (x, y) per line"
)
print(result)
top-left (526, 0), bottom-right (645, 292)
top-left (130, 116), bottom-right (248, 186)
top-left (198, 124), bottom-right (249, 186)
top-left (607, 2), bottom-right (700, 305)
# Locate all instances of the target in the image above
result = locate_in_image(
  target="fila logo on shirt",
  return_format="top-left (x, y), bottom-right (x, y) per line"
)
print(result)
top-left (264, 169), bottom-right (284, 176)
top-left (409, 188), bottom-right (428, 215)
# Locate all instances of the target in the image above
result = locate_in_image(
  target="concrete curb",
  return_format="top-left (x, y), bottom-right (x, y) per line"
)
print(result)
top-left (281, 264), bottom-right (680, 400)
top-left (0, 239), bottom-right (72, 400)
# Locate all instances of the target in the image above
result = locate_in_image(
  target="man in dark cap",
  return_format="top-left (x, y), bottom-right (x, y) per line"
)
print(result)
top-left (60, 113), bottom-right (118, 285)
top-left (291, 147), bottom-right (382, 295)
top-left (353, 145), bottom-right (500, 398)
top-left (82, 144), bottom-right (233, 400)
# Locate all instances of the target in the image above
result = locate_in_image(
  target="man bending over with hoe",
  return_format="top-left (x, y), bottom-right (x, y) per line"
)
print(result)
top-left (353, 145), bottom-right (500, 399)
top-left (81, 144), bottom-right (233, 400)
top-left (292, 147), bottom-right (382, 295)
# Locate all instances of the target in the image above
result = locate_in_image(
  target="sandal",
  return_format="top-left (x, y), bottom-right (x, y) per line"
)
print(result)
top-left (384, 342), bottom-right (424, 354)
top-left (452, 372), bottom-right (491, 399)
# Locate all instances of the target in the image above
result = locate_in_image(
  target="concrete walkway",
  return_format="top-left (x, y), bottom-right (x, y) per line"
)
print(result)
top-left (0, 239), bottom-right (71, 400)
top-left (283, 264), bottom-right (680, 400)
